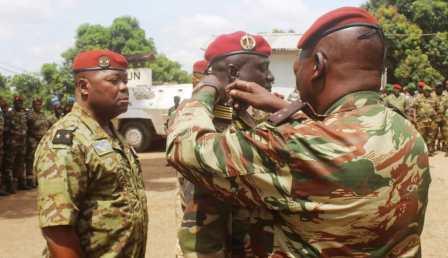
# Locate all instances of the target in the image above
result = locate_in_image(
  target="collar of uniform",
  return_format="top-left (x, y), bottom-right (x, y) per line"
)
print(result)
top-left (71, 103), bottom-right (113, 140)
top-left (324, 90), bottom-right (381, 116)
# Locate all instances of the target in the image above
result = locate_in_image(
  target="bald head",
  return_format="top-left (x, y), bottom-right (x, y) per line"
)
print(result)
top-left (295, 26), bottom-right (385, 114)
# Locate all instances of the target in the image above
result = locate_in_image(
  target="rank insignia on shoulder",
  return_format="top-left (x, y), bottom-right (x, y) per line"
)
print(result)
top-left (52, 130), bottom-right (73, 145)
top-left (93, 139), bottom-right (113, 156)
top-left (268, 100), bottom-right (305, 126)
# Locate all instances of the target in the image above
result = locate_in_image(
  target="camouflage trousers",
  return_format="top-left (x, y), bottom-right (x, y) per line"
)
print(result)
top-left (435, 119), bottom-right (448, 152)
top-left (416, 119), bottom-right (437, 153)
top-left (26, 137), bottom-right (41, 182)
top-left (4, 136), bottom-right (26, 183)
top-left (178, 180), bottom-right (254, 258)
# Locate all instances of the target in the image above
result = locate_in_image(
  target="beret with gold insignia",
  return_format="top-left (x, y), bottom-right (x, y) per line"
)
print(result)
top-left (72, 49), bottom-right (128, 73)
top-left (205, 31), bottom-right (272, 67)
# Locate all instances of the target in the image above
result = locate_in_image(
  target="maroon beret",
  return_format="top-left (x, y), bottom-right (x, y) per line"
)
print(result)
top-left (193, 60), bottom-right (209, 74)
top-left (205, 31), bottom-right (272, 65)
top-left (13, 95), bottom-right (23, 102)
top-left (393, 84), bottom-right (401, 90)
top-left (72, 50), bottom-right (128, 73)
top-left (298, 7), bottom-right (379, 49)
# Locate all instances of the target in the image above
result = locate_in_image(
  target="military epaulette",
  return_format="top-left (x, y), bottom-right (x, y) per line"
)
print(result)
top-left (235, 109), bottom-right (256, 129)
top-left (193, 75), bottom-right (222, 94)
top-left (52, 129), bottom-right (75, 145)
top-left (267, 101), bottom-right (305, 126)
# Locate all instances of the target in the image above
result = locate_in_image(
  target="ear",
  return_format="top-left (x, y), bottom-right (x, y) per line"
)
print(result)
top-left (312, 52), bottom-right (326, 81)
top-left (76, 77), bottom-right (90, 98)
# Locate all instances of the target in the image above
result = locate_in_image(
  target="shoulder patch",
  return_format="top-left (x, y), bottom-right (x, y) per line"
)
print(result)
top-left (52, 129), bottom-right (74, 145)
top-left (267, 100), bottom-right (305, 126)
top-left (92, 139), bottom-right (114, 156)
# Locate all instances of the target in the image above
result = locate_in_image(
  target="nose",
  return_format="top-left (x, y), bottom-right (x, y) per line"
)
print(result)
top-left (119, 80), bottom-right (128, 93)
top-left (267, 70), bottom-right (274, 84)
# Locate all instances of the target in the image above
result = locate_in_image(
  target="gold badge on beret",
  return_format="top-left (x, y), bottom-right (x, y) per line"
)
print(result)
top-left (240, 34), bottom-right (257, 50)
top-left (98, 56), bottom-right (111, 68)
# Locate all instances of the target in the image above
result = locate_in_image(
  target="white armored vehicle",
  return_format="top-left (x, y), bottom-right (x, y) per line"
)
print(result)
top-left (118, 68), bottom-right (192, 152)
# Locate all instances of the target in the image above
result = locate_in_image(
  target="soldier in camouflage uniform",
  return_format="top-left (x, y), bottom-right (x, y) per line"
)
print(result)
top-left (167, 7), bottom-right (430, 257)
top-left (434, 83), bottom-right (448, 155)
top-left (4, 95), bottom-right (30, 191)
top-left (35, 50), bottom-right (147, 258)
top-left (25, 97), bottom-right (50, 188)
top-left (414, 86), bottom-right (438, 155)
top-left (384, 84), bottom-right (406, 113)
top-left (0, 97), bottom-right (8, 196)
top-left (173, 32), bottom-right (274, 258)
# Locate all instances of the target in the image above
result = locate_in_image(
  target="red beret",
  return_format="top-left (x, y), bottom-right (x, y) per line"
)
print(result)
top-left (418, 81), bottom-right (426, 88)
top-left (72, 50), bottom-right (128, 73)
top-left (393, 84), bottom-right (401, 90)
top-left (298, 7), bottom-right (379, 49)
top-left (13, 95), bottom-right (23, 102)
top-left (205, 31), bottom-right (272, 65)
top-left (193, 60), bottom-right (209, 74)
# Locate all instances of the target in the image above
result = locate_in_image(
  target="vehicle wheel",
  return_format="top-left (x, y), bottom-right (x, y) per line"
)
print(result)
top-left (120, 121), bottom-right (152, 152)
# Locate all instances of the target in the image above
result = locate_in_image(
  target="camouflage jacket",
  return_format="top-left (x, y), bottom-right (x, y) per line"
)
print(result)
top-left (5, 109), bottom-right (27, 138)
top-left (0, 110), bottom-right (4, 151)
top-left (27, 109), bottom-right (50, 140)
top-left (167, 90), bottom-right (431, 258)
top-left (384, 93), bottom-right (406, 113)
top-left (414, 95), bottom-right (437, 121)
top-left (35, 103), bottom-right (148, 258)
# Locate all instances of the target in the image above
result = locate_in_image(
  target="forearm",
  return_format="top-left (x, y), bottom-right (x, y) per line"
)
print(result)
top-left (42, 226), bottom-right (83, 258)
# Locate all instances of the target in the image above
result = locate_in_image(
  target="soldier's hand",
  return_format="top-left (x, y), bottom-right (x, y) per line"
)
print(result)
top-left (226, 80), bottom-right (289, 113)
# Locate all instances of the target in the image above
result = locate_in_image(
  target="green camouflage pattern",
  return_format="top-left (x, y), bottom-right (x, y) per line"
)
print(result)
top-left (434, 94), bottom-right (448, 152)
top-left (384, 93), bottom-right (406, 113)
top-left (4, 109), bottom-right (27, 182)
top-left (26, 109), bottom-right (51, 181)
top-left (0, 110), bottom-right (4, 186)
top-left (414, 94), bottom-right (438, 153)
top-left (167, 90), bottom-right (431, 258)
top-left (35, 103), bottom-right (148, 258)
top-left (176, 105), bottom-right (260, 258)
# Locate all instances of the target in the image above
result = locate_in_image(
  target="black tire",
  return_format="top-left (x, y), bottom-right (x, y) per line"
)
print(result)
top-left (120, 120), bottom-right (153, 152)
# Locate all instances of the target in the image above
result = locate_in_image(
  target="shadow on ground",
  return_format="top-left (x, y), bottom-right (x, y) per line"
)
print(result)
top-left (0, 189), bottom-right (38, 219)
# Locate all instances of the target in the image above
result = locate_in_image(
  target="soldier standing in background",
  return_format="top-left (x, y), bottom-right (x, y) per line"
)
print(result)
top-left (0, 98), bottom-right (11, 194)
top-left (415, 86), bottom-right (437, 155)
top-left (25, 97), bottom-right (50, 188)
top-left (4, 95), bottom-right (30, 191)
top-left (0, 98), bottom-right (7, 196)
top-left (404, 83), bottom-right (417, 124)
top-left (435, 82), bottom-right (448, 155)
top-left (192, 60), bottom-right (209, 88)
top-left (384, 83), bottom-right (406, 113)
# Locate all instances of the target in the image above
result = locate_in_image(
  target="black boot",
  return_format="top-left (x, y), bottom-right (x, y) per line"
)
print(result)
top-left (6, 180), bottom-right (16, 194)
top-left (26, 179), bottom-right (36, 189)
top-left (0, 187), bottom-right (9, 196)
top-left (18, 180), bottom-right (31, 190)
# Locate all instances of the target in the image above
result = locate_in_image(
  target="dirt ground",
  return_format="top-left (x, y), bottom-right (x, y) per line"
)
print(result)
top-left (0, 151), bottom-right (446, 258)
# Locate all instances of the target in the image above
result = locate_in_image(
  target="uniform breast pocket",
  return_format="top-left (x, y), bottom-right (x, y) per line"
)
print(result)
top-left (92, 153), bottom-right (132, 194)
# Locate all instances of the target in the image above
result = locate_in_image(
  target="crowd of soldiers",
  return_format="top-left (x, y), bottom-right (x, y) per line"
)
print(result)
top-left (383, 79), bottom-right (448, 156)
top-left (0, 96), bottom-right (72, 196)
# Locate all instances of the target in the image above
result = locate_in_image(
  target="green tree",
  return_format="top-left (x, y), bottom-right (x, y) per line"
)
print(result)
top-left (149, 55), bottom-right (190, 85)
top-left (60, 16), bottom-right (188, 84)
top-left (365, 0), bottom-right (448, 83)
top-left (0, 73), bottom-right (13, 102)
top-left (9, 73), bottom-right (43, 106)
top-left (41, 63), bottom-right (74, 105)
top-left (426, 32), bottom-right (448, 78)
top-left (394, 48), bottom-right (443, 85)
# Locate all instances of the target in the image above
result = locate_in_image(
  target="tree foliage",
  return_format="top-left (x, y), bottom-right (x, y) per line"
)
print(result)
top-left (365, 0), bottom-right (447, 84)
